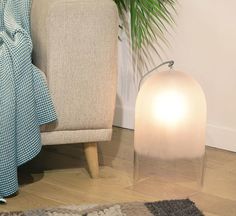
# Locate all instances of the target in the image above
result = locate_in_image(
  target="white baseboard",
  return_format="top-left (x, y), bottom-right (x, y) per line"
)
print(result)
top-left (113, 105), bottom-right (236, 152)
top-left (113, 105), bottom-right (135, 129)
top-left (207, 124), bottom-right (236, 152)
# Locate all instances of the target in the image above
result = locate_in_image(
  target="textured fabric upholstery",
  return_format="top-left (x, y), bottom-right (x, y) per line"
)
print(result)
top-left (41, 129), bottom-right (112, 145)
top-left (31, 0), bottom-right (118, 144)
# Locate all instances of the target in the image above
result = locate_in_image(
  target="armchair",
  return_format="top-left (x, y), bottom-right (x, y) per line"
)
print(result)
top-left (31, 0), bottom-right (118, 178)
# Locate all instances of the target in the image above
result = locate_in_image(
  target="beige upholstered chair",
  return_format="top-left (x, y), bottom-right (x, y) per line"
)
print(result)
top-left (31, 0), bottom-right (118, 178)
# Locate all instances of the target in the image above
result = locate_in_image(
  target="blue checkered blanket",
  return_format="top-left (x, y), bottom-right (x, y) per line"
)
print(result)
top-left (0, 0), bottom-right (57, 201)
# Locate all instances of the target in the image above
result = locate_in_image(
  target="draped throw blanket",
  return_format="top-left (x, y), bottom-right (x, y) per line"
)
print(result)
top-left (0, 0), bottom-right (57, 200)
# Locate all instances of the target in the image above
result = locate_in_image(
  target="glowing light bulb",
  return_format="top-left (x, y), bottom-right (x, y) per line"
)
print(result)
top-left (135, 70), bottom-right (206, 159)
top-left (153, 90), bottom-right (187, 125)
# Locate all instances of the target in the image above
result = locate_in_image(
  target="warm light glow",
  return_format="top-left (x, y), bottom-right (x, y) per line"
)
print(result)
top-left (153, 90), bottom-right (187, 125)
top-left (135, 70), bottom-right (206, 159)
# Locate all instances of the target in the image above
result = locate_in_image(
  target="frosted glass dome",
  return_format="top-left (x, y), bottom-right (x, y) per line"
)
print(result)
top-left (133, 70), bottom-right (207, 199)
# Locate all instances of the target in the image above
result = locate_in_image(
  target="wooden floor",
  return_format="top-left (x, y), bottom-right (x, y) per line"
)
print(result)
top-left (1, 127), bottom-right (236, 216)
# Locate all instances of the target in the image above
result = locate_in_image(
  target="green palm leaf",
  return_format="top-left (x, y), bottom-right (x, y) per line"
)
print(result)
top-left (114, 0), bottom-right (176, 61)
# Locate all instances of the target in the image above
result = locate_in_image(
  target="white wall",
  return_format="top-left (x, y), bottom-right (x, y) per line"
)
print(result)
top-left (114, 0), bottom-right (236, 152)
top-left (169, 0), bottom-right (236, 152)
top-left (113, 28), bottom-right (137, 129)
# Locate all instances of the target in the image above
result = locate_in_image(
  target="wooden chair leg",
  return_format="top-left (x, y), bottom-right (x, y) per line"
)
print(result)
top-left (84, 142), bottom-right (99, 178)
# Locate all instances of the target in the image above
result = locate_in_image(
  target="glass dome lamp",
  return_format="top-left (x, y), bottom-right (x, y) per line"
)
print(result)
top-left (133, 61), bottom-right (207, 199)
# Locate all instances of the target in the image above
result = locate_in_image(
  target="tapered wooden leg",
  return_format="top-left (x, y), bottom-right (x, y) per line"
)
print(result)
top-left (84, 142), bottom-right (99, 178)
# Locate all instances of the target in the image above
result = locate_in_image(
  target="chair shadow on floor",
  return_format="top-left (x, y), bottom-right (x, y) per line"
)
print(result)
top-left (18, 144), bottom-right (88, 186)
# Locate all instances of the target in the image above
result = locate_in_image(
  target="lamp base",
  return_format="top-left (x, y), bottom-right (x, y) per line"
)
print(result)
top-left (132, 153), bottom-right (205, 200)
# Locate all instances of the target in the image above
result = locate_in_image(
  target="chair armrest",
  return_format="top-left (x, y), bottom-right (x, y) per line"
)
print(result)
top-left (31, 0), bottom-right (118, 131)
